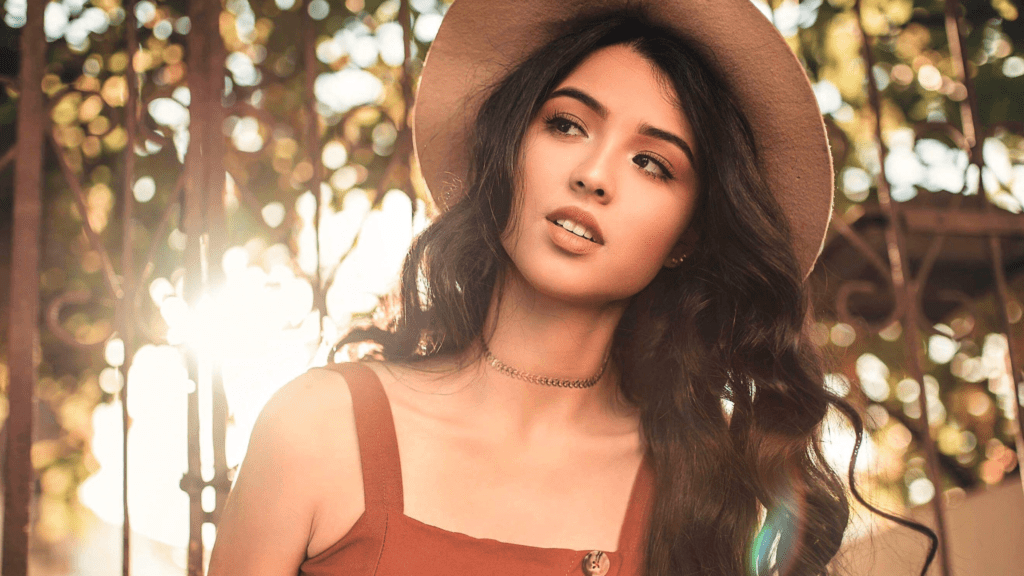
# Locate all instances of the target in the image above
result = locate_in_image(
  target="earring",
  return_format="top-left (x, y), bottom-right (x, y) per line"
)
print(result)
top-left (667, 254), bottom-right (687, 267)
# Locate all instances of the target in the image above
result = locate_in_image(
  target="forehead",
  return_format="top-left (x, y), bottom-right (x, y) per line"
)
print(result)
top-left (552, 44), bottom-right (692, 136)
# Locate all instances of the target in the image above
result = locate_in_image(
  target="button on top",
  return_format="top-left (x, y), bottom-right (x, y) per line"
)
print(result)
top-left (582, 550), bottom-right (611, 576)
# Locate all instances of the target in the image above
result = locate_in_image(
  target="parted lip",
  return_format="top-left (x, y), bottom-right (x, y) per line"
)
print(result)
top-left (546, 206), bottom-right (604, 245)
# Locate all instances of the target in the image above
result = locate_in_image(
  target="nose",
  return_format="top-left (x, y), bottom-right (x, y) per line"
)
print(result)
top-left (572, 180), bottom-right (606, 198)
top-left (569, 142), bottom-right (615, 202)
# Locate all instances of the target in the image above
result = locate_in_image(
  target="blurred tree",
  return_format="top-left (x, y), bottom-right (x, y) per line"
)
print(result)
top-left (0, 0), bottom-right (1021, 571)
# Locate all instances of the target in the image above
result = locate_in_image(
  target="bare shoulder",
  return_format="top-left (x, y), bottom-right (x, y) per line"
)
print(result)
top-left (261, 366), bottom-right (356, 429)
top-left (249, 366), bottom-right (359, 469)
top-left (208, 367), bottom-right (365, 575)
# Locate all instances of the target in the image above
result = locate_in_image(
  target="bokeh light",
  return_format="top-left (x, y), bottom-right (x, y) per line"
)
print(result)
top-left (5, 0), bottom-right (1021, 572)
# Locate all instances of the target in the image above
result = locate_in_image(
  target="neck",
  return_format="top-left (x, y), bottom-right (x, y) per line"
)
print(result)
top-left (461, 268), bottom-right (634, 439)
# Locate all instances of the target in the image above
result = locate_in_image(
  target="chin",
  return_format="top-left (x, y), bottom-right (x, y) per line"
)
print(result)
top-left (504, 237), bottom-right (663, 305)
top-left (512, 263), bottom-right (651, 308)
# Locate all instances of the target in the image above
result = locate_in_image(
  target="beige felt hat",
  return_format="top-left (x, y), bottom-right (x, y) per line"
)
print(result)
top-left (413, 0), bottom-right (834, 279)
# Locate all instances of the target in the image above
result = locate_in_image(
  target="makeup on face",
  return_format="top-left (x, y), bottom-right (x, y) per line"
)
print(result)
top-left (505, 44), bottom-right (701, 304)
top-left (544, 87), bottom-right (696, 169)
top-left (545, 205), bottom-right (604, 255)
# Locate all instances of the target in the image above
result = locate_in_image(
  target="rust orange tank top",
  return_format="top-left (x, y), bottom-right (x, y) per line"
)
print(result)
top-left (299, 363), bottom-right (654, 576)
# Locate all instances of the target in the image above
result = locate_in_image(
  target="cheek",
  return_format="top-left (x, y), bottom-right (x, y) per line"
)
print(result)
top-left (509, 139), bottom-right (569, 234)
top-left (598, 214), bottom-right (682, 294)
top-left (521, 139), bottom-right (566, 192)
top-left (622, 198), bottom-right (693, 255)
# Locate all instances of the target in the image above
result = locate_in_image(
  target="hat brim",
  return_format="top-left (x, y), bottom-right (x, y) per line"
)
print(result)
top-left (413, 0), bottom-right (834, 279)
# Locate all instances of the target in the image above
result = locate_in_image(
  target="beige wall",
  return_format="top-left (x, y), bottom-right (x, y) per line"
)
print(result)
top-left (836, 481), bottom-right (1024, 576)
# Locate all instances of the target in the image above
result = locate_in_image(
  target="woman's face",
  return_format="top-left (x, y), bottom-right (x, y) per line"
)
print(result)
top-left (503, 44), bottom-right (700, 306)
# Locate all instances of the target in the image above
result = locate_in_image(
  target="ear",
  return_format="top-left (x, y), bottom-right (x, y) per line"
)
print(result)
top-left (663, 227), bottom-right (699, 268)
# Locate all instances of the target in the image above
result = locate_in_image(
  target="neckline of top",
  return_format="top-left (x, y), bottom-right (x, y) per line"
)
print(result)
top-left (325, 361), bottom-right (653, 556)
top-left (397, 449), bottom-right (652, 555)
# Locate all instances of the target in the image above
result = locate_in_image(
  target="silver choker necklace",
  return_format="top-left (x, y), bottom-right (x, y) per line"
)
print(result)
top-left (481, 342), bottom-right (608, 389)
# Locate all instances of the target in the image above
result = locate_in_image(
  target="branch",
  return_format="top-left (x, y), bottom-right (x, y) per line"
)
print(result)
top-left (136, 175), bottom-right (184, 289)
top-left (45, 290), bottom-right (115, 350)
top-left (46, 131), bottom-right (124, 299)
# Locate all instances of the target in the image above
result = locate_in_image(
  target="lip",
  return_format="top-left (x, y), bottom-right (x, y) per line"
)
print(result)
top-left (546, 206), bottom-right (605, 245)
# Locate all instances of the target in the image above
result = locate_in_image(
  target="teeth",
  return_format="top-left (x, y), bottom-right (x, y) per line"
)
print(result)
top-left (553, 218), bottom-right (596, 242)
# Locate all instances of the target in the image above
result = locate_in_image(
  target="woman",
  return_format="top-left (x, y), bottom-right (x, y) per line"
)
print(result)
top-left (209, 2), bottom-right (935, 575)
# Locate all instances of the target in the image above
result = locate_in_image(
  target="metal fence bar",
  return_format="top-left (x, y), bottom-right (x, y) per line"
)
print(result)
top-left (182, 0), bottom-right (227, 572)
top-left (119, 1), bottom-right (141, 574)
top-left (985, 203), bottom-right (1024, 498)
top-left (853, 1), bottom-right (954, 574)
top-left (1, 1), bottom-right (45, 574)
top-left (183, 1), bottom-right (210, 574)
top-left (303, 0), bottom-right (328, 329)
top-left (940, 0), bottom-right (1024, 497)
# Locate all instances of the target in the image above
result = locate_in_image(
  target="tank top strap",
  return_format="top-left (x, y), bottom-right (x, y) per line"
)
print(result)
top-left (319, 362), bottom-right (404, 515)
top-left (616, 450), bottom-right (654, 555)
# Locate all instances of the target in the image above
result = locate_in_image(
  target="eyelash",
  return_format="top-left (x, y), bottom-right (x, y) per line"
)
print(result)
top-left (541, 113), bottom-right (675, 182)
top-left (634, 154), bottom-right (674, 182)
top-left (543, 112), bottom-right (585, 137)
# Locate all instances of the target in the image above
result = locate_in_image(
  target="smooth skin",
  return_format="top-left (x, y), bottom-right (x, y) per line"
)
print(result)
top-left (208, 44), bottom-right (699, 575)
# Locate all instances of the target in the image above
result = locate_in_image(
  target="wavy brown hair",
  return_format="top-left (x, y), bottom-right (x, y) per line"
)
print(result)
top-left (336, 10), bottom-right (936, 576)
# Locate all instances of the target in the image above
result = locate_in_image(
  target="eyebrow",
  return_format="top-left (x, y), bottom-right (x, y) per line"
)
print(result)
top-left (639, 123), bottom-right (696, 166)
top-left (548, 87), bottom-right (608, 118)
top-left (547, 87), bottom-right (696, 166)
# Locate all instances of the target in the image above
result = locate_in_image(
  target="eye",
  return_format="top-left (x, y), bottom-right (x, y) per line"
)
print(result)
top-left (544, 113), bottom-right (586, 137)
top-left (633, 154), bottom-right (674, 181)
